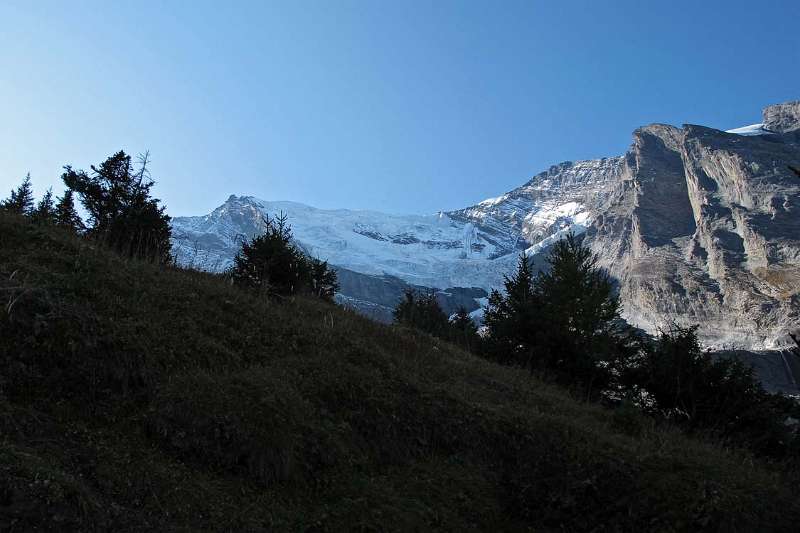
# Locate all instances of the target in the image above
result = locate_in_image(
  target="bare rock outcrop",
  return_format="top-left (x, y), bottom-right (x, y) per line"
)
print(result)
top-left (585, 109), bottom-right (800, 348)
top-left (172, 100), bottom-right (800, 350)
top-left (763, 101), bottom-right (800, 133)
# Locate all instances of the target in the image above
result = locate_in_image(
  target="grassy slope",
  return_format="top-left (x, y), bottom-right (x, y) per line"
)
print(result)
top-left (1, 212), bottom-right (798, 532)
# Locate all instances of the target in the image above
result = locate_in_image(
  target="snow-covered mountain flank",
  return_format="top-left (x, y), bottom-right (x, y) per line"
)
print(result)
top-left (172, 101), bottom-right (800, 350)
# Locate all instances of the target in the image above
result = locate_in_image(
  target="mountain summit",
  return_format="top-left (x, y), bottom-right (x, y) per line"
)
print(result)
top-left (172, 101), bottom-right (800, 350)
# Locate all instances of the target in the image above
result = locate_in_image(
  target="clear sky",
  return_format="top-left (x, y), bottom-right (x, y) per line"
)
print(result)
top-left (1, 0), bottom-right (798, 216)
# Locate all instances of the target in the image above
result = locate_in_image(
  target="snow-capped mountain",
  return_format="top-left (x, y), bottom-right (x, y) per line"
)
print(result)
top-left (172, 101), bottom-right (800, 350)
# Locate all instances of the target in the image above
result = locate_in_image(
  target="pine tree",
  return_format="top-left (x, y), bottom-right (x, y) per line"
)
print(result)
top-left (232, 213), bottom-right (305, 295)
top-left (3, 173), bottom-right (35, 215)
top-left (623, 325), bottom-right (798, 457)
top-left (32, 187), bottom-right (56, 224)
top-left (55, 189), bottom-right (83, 231)
top-left (533, 233), bottom-right (621, 392)
top-left (449, 306), bottom-right (479, 351)
top-left (482, 234), bottom-right (628, 394)
top-left (231, 213), bottom-right (338, 301)
top-left (483, 254), bottom-right (539, 365)
top-left (393, 290), bottom-right (449, 336)
top-left (62, 151), bottom-right (172, 263)
top-left (309, 257), bottom-right (339, 302)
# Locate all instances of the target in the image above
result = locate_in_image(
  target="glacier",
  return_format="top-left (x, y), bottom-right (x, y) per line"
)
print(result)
top-left (171, 102), bottom-right (800, 352)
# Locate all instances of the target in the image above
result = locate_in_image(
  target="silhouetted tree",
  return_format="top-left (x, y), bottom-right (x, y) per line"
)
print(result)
top-left (534, 233), bottom-right (623, 394)
top-left (623, 325), bottom-right (799, 458)
top-left (32, 187), bottom-right (56, 224)
top-left (2, 173), bottom-right (35, 215)
top-left (449, 306), bottom-right (479, 351)
top-left (54, 189), bottom-right (83, 231)
top-left (232, 213), bottom-right (305, 294)
top-left (484, 234), bottom-right (627, 396)
top-left (309, 257), bottom-right (339, 302)
top-left (62, 151), bottom-right (172, 263)
top-left (231, 213), bottom-right (338, 301)
top-left (393, 290), bottom-right (450, 337)
top-left (483, 254), bottom-right (539, 365)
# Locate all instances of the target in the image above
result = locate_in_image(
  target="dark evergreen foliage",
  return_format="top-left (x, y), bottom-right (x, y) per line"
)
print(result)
top-left (62, 151), bottom-right (172, 263)
top-left (392, 289), bottom-right (450, 336)
top-left (54, 188), bottom-right (83, 231)
top-left (2, 173), bottom-right (35, 215)
top-left (309, 257), bottom-right (339, 302)
top-left (484, 234), bottom-right (629, 395)
top-left (483, 255), bottom-right (538, 365)
top-left (231, 212), bottom-right (338, 301)
top-left (32, 187), bottom-right (56, 224)
top-left (623, 325), bottom-right (800, 458)
top-left (449, 306), bottom-right (480, 351)
top-left (533, 233), bottom-right (626, 392)
top-left (393, 293), bottom-right (481, 350)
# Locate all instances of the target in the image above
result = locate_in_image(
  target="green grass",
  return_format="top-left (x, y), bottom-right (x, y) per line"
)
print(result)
top-left (1, 211), bottom-right (799, 531)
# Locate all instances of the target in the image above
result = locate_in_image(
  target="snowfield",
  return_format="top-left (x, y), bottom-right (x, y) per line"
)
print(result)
top-left (725, 123), bottom-right (774, 136)
top-left (170, 159), bottom-right (611, 295)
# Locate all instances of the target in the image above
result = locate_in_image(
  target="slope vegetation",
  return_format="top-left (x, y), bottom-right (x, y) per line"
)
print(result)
top-left (1, 212), bottom-right (798, 531)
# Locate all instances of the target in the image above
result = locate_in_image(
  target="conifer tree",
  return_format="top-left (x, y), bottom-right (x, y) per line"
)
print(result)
top-left (309, 257), bottom-right (339, 302)
top-left (393, 290), bottom-right (449, 336)
top-left (483, 234), bottom-right (627, 394)
top-left (32, 187), bottom-right (56, 224)
top-left (231, 213), bottom-right (338, 301)
top-left (55, 189), bottom-right (83, 231)
top-left (232, 213), bottom-right (306, 295)
top-left (533, 233), bottom-right (621, 391)
top-left (3, 173), bottom-right (35, 215)
top-left (483, 254), bottom-right (539, 365)
top-left (449, 306), bottom-right (479, 351)
top-left (62, 151), bottom-right (172, 263)
top-left (622, 325), bottom-right (799, 457)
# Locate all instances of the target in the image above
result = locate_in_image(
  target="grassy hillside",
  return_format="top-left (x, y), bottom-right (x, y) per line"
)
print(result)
top-left (1, 211), bottom-right (799, 532)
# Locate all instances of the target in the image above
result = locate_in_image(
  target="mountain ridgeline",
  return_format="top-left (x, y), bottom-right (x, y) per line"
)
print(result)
top-left (173, 101), bottom-right (800, 351)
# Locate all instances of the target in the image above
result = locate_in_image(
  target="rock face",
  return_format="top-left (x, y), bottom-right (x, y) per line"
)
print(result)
top-left (172, 101), bottom-right (800, 350)
top-left (585, 120), bottom-right (800, 348)
top-left (448, 158), bottom-right (623, 257)
top-left (763, 101), bottom-right (800, 133)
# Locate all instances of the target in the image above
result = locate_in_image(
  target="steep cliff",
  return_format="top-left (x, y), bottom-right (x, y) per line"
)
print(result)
top-left (585, 107), bottom-right (800, 348)
top-left (172, 101), bottom-right (800, 349)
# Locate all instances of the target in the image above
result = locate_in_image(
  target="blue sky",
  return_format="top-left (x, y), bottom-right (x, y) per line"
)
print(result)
top-left (1, 0), bottom-right (798, 216)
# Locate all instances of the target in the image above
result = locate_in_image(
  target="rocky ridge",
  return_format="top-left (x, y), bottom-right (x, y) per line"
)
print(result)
top-left (172, 101), bottom-right (800, 351)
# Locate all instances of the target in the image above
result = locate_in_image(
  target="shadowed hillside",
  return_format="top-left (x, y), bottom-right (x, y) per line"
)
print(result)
top-left (1, 211), bottom-right (799, 531)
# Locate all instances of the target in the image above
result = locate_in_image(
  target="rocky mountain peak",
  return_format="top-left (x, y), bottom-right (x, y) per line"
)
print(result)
top-left (171, 100), bottom-right (800, 350)
top-left (762, 100), bottom-right (800, 133)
